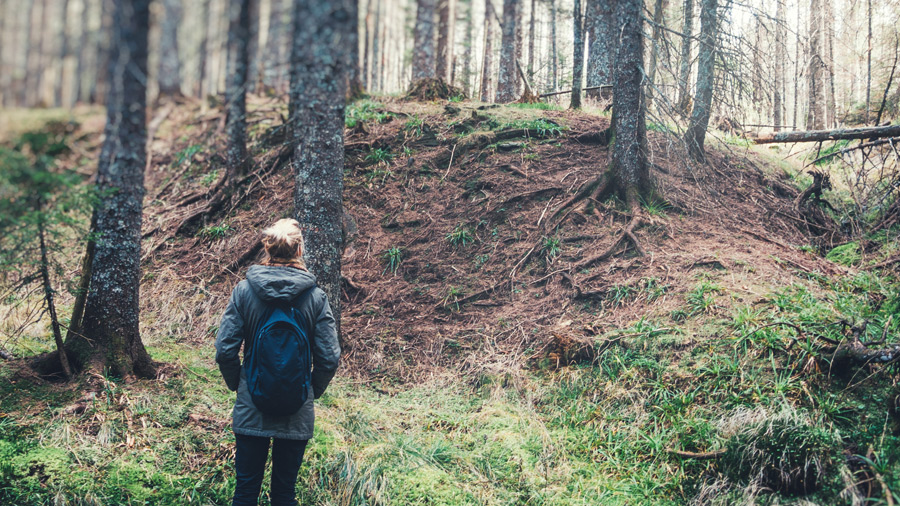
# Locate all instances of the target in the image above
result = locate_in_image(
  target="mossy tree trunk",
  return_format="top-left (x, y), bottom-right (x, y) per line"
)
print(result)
top-left (288, 0), bottom-right (351, 342)
top-left (66, 0), bottom-right (155, 379)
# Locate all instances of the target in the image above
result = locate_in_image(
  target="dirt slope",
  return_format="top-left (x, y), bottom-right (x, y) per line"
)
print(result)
top-left (83, 96), bottom-right (845, 380)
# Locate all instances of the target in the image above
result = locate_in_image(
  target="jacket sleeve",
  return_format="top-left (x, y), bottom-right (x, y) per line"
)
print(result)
top-left (215, 286), bottom-right (245, 392)
top-left (311, 293), bottom-right (341, 399)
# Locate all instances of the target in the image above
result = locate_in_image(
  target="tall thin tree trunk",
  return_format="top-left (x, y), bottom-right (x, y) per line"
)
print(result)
top-left (550, 0), bottom-right (557, 92)
top-left (684, 0), bottom-right (716, 162)
top-left (226, 0), bottom-right (251, 181)
top-left (288, 0), bottom-right (351, 343)
top-left (413, 0), bottom-right (437, 81)
top-left (865, 0), bottom-right (871, 123)
top-left (646, 0), bottom-right (665, 111)
top-left (262, 0), bottom-right (284, 92)
top-left (773, 0), bottom-right (785, 132)
top-left (436, 0), bottom-right (454, 82)
top-left (198, 0), bottom-right (211, 97)
top-left (38, 213), bottom-right (72, 380)
top-left (527, 0), bottom-right (536, 79)
top-left (793, 0), bottom-right (800, 128)
top-left (676, 0), bottom-right (693, 115)
top-left (348, 0), bottom-right (364, 96)
top-left (54, 0), bottom-right (72, 107)
top-left (372, 0), bottom-right (382, 92)
top-left (247, 0), bottom-right (261, 90)
top-left (157, 0), bottom-right (182, 97)
top-left (462, 0), bottom-right (474, 95)
top-left (570, 0), bottom-right (583, 109)
top-left (363, 0), bottom-right (372, 90)
top-left (496, 0), bottom-right (519, 102)
top-left (480, 0), bottom-right (494, 101)
top-left (807, 0), bottom-right (824, 130)
top-left (823, 0), bottom-right (835, 127)
top-left (72, 0), bottom-right (155, 379)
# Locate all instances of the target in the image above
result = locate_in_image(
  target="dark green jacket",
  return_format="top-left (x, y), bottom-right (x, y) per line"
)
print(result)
top-left (215, 265), bottom-right (340, 440)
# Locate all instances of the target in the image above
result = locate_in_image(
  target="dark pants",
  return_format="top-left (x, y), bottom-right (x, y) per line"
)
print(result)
top-left (232, 434), bottom-right (308, 506)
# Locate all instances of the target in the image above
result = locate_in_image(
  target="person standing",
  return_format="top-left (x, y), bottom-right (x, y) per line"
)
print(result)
top-left (215, 219), bottom-right (341, 506)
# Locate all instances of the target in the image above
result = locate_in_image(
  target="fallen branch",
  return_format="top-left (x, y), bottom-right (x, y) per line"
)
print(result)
top-left (539, 85), bottom-right (612, 98)
top-left (805, 137), bottom-right (900, 166)
top-left (670, 449), bottom-right (727, 459)
top-left (753, 125), bottom-right (900, 144)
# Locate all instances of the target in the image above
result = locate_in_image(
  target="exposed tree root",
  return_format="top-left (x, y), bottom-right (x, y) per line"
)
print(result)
top-left (545, 173), bottom-right (611, 228)
top-left (572, 210), bottom-right (645, 272)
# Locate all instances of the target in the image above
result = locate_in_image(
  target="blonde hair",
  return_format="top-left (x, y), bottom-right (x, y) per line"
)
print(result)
top-left (261, 218), bottom-right (306, 270)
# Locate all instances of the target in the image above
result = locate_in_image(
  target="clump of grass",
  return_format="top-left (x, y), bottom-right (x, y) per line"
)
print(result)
top-left (365, 147), bottom-right (393, 165)
top-left (198, 222), bottom-right (233, 240)
top-left (718, 405), bottom-right (841, 496)
top-left (404, 115), bottom-right (425, 137)
top-left (446, 224), bottom-right (474, 247)
top-left (345, 99), bottom-right (392, 128)
top-left (381, 247), bottom-right (402, 275)
top-left (442, 286), bottom-right (464, 311)
top-left (173, 144), bottom-right (203, 167)
top-left (509, 102), bottom-right (562, 111)
top-left (541, 235), bottom-right (561, 263)
top-left (685, 280), bottom-right (722, 315)
top-left (501, 118), bottom-right (564, 137)
top-left (825, 241), bottom-right (861, 266)
top-left (640, 195), bottom-right (672, 217)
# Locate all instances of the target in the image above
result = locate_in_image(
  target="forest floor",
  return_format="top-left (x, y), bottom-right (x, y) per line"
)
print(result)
top-left (1, 96), bottom-right (899, 505)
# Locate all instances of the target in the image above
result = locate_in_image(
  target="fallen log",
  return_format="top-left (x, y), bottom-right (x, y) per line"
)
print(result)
top-left (753, 124), bottom-right (900, 144)
top-left (539, 85), bottom-right (612, 98)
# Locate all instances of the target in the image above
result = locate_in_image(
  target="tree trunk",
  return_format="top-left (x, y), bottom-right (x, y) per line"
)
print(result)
top-left (646, 0), bottom-right (665, 111)
top-left (773, 0), bottom-right (785, 132)
top-left (348, 0), bottom-right (364, 97)
top-left (436, 0), bottom-right (454, 82)
top-left (412, 0), bottom-right (437, 81)
top-left (288, 0), bottom-right (351, 343)
top-left (197, 0), bottom-right (211, 97)
top-left (569, 0), bottom-right (583, 109)
top-left (226, 0), bottom-right (251, 181)
top-left (610, 0), bottom-right (650, 197)
top-left (865, 0), bottom-right (871, 122)
top-left (157, 0), bottom-right (182, 97)
top-left (806, 0), bottom-right (824, 130)
top-left (753, 124), bottom-right (900, 144)
top-left (247, 0), bottom-right (261, 90)
top-left (792, 0), bottom-right (800, 128)
top-left (823, 0), bottom-right (835, 128)
top-left (363, 0), bottom-right (372, 90)
top-left (480, 0), bottom-right (494, 101)
top-left (527, 0), bottom-right (536, 79)
top-left (675, 0), bottom-right (693, 114)
top-left (683, 0), bottom-right (716, 162)
top-left (496, 0), bottom-right (518, 102)
top-left (54, 0), bottom-right (72, 107)
top-left (91, 0), bottom-right (114, 104)
top-left (585, 0), bottom-right (614, 101)
top-left (462, 0), bottom-right (474, 95)
top-left (70, 0), bottom-right (155, 379)
top-left (372, 0), bottom-right (382, 92)
top-left (38, 214), bottom-right (72, 380)
top-left (262, 0), bottom-right (285, 92)
top-left (550, 0), bottom-right (557, 92)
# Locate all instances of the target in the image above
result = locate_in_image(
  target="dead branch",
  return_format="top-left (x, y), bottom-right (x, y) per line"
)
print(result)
top-left (753, 125), bottom-right (900, 144)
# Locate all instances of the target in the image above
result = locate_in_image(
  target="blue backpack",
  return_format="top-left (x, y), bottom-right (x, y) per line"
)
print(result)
top-left (245, 288), bottom-right (315, 416)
